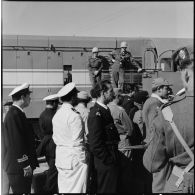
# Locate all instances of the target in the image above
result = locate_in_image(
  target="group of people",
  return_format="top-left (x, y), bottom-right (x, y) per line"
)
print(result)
top-left (2, 45), bottom-right (194, 194)
top-left (88, 41), bottom-right (142, 89)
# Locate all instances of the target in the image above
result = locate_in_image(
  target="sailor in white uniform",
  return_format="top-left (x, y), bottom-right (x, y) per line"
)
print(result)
top-left (52, 82), bottom-right (88, 193)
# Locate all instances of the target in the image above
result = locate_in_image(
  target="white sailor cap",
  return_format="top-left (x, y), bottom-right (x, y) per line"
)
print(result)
top-left (43, 94), bottom-right (59, 101)
top-left (8, 83), bottom-right (32, 97)
top-left (57, 82), bottom-right (78, 98)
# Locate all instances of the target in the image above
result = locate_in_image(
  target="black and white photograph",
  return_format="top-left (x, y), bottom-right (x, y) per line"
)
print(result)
top-left (1, 1), bottom-right (194, 194)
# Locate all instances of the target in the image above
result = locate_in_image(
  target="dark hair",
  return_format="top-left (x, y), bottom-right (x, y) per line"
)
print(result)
top-left (133, 90), bottom-right (149, 104)
top-left (152, 85), bottom-right (165, 93)
top-left (93, 80), bottom-right (111, 98)
top-left (90, 88), bottom-right (97, 99)
top-left (46, 99), bottom-right (59, 106)
top-left (12, 92), bottom-right (30, 101)
top-left (60, 88), bottom-right (78, 102)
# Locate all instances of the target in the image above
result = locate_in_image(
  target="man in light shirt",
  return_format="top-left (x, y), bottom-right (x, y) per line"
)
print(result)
top-left (107, 88), bottom-right (133, 158)
top-left (52, 82), bottom-right (88, 193)
top-left (75, 91), bottom-right (91, 143)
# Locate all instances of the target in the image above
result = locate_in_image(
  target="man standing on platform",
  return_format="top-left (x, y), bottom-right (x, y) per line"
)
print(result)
top-left (110, 41), bottom-right (142, 90)
top-left (88, 47), bottom-right (104, 87)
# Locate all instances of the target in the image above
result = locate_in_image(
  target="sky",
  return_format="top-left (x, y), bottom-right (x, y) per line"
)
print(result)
top-left (1, 1), bottom-right (194, 38)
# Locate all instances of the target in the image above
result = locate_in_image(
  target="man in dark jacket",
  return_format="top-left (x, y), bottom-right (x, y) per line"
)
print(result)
top-left (87, 80), bottom-right (120, 193)
top-left (2, 83), bottom-right (38, 193)
top-left (39, 94), bottom-right (59, 139)
top-left (36, 94), bottom-right (59, 193)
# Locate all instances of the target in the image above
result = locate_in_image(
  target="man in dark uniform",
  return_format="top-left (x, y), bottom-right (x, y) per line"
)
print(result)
top-left (87, 80), bottom-right (120, 193)
top-left (110, 41), bottom-right (142, 90)
top-left (39, 94), bottom-right (59, 139)
top-left (2, 83), bottom-right (38, 193)
top-left (88, 47), bottom-right (104, 87)
top-left (143, 46), bottom-right (194, 193)
top-left (36, 94), bottom-right (59, 193)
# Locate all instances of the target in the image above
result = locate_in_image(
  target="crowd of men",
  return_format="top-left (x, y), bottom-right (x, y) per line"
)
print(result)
top-left (2, 45), bottom-right (194, 194)
top-left (87, 41), bottom-right (142, 89)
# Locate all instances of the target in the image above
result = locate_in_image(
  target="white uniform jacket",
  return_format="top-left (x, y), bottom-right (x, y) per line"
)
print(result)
top-left (52, 103), bottom-right (88, 193)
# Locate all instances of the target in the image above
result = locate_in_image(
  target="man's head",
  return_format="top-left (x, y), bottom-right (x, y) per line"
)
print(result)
top-left (120, 41), bottom-right (128, 53)
top-left (43, 94), bottom-right (59, 110)
top-left (57, 82), bottom-right (79, 106)
top-left (172, 46), bottom-right (194, 92)
top-left (133, 90), bottom-right (149, 110)
top-left (152, 78), bottom-right (172, 99)
top-left (8, 83), bottom-right (32, 108)
top-left (92, 47), bottom-right (99, 58)
top-left (93, 80), bottom-right (114, 105)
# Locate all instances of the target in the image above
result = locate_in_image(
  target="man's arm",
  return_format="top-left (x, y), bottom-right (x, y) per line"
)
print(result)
top-left (130, 57), bottom-right (142, 71)
top-left (97, 58), bottom-right (104, 73)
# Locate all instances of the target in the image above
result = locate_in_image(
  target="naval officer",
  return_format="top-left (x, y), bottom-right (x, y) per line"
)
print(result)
top-left (39, 94), bottom-right (59, 139)
top-left (52, 82), bottom-right (88, 193)
top-left (37, 94), bottom-right (59, 193)
top-left (2, 83), bottom-right (38, 193)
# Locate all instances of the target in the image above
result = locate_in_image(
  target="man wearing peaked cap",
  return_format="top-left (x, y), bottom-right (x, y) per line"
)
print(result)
top-left (142, 78), bottom-right (172, 193)
top-left (143, 46), bottom-right (194, 193)
top-left (8, 82), bottom-right (32, 97)
top-left (57, 82), bottom-right (78, 97)
top-left (37, 93), bottom-right (59, 193)
top-left (151, 77), bottom-right (172, 90)
top-left (43, 94), bottom-right (59, 101)
top-left (52, 82), bottom-right (88, 193)
top-left (39, 94), bottom-right (59, 139)
top-left (172, 45), bottom-right (193, 71)
top-left (2, 83), bottom-right (38, 193)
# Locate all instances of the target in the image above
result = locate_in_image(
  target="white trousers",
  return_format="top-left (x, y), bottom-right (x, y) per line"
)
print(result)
top-left (57, 161), bottom-right (88, 193)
